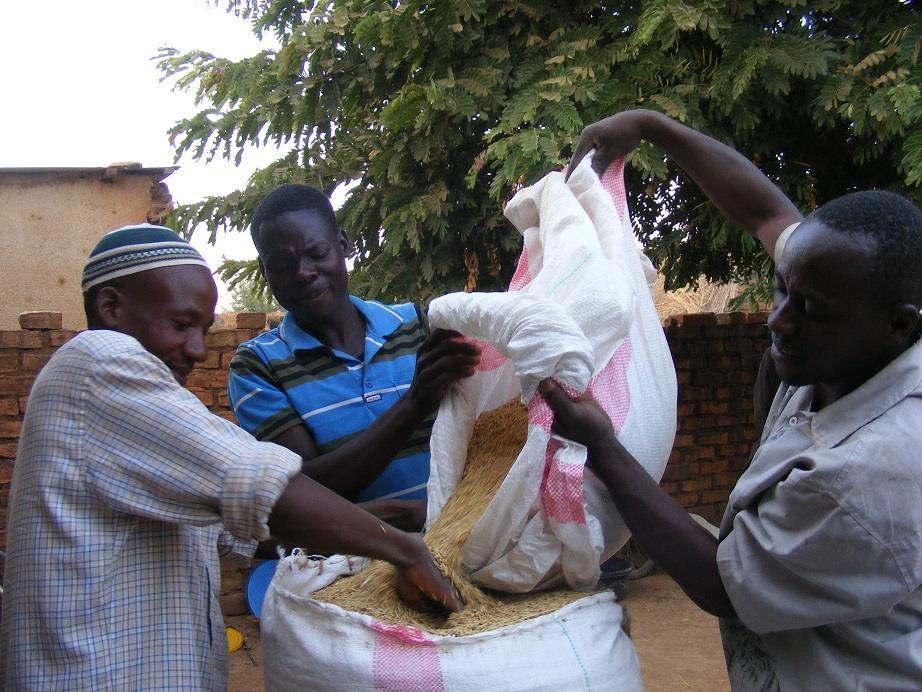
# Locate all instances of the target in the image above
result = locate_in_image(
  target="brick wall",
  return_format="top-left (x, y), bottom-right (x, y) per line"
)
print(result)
top-left (662, 311), bottom-right (770, 525)
top-left (0, 309), bottom-right (770, 548)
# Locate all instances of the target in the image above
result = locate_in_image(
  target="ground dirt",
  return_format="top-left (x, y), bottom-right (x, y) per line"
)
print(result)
top-left (224, 571), bottom-right (729, 691)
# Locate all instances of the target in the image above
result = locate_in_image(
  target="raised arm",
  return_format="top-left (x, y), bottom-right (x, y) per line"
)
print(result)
top-left (570, 109), bottom-right (802, 257)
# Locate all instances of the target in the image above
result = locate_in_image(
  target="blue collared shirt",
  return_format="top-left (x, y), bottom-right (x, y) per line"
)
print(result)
top-left (228, 297), bottom-right (432, 502)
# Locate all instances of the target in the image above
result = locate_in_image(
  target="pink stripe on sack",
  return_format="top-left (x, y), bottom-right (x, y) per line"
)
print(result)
top-left (508, 246), bottom-right (533, 291)
top-left (541, 438), bottom-right (587, 524)
top-left (471, 339), bottom-right (508, 371)
top-left (588, 337), bottom-right (632, 435)
top-left (372, 622), bottom-right (444, 691)
top-left (600, 158), bottom-right (628, 222)
top-left (528, 387), bottom-right (554, 433)
top-left (533, 380), bottom-right (586, 524)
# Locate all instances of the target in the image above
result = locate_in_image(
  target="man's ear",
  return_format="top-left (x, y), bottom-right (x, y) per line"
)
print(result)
top-left (338, 229), bottom-right (349, 255)
top-left (94, 286), bottom-right (123, 329)
top-left (257, 257), bottom-right (266, 281)
top-left (889, 303), bottom-right (921, 344)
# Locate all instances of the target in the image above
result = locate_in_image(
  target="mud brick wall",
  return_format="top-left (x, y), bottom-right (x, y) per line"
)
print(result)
top-left (0, 310), bottom-right (769, 548)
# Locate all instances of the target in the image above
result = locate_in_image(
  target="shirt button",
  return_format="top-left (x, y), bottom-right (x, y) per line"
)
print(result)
top-left (366, 381), bottom-right (373, 387)
top-left (788, 416), bottom-right (798, 425)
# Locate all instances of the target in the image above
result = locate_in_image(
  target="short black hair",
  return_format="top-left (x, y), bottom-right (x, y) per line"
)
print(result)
top-left (250, 184), bottom-right (338, 247)
top-left (811, 190), bottom-right (922, 307)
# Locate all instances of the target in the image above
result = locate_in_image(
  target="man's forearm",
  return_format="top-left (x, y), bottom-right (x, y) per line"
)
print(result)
top-left (588, 437), bottom-right (736, 617)
top-left (298, 396), bottom-right (427, 499)
top-left (268, 473), bottom-right (419, 565)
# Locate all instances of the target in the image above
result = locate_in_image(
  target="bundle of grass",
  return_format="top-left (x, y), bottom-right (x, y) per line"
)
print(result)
top-left (314, 400), bottom-right (594, 635)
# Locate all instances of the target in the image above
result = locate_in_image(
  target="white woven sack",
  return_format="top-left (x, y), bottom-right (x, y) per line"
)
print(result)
top-left (261, 553), bottom-right (643, 692)
top-left (426, 154), bottom-right (677, 591)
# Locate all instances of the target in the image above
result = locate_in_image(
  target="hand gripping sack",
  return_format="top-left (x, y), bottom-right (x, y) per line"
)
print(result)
top-left (261, 553), bottom-right (642, 691)
top-left (426, 155), bottom-right (677, 591)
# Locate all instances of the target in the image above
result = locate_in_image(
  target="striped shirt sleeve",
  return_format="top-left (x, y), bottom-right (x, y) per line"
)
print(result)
top-left (228, 346), bottom-right (304, 442)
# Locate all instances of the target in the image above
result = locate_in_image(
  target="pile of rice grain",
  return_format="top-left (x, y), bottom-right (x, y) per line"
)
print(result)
top-left (314, 399), bottom-right (597, 635)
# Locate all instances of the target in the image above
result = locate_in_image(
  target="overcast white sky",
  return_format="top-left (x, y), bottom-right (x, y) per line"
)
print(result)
top-left (0, 0), bottom-right (287, 308)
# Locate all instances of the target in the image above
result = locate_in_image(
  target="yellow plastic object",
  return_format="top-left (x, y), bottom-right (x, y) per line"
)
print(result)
top-left (226, 626), bottom-right (244, 653)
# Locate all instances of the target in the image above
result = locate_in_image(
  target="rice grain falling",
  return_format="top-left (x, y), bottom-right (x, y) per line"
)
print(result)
top-left (314, 399), bottom-right (597, 635)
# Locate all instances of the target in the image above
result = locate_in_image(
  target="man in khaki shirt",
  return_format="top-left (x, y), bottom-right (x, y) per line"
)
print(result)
top-left (541, 110), bottom-right (922, 690)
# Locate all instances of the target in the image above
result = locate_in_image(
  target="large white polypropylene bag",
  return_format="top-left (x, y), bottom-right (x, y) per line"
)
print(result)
top-left (427, 155), bottom-right (677, 591)
top-left (261, 553), bottom-right (643, 692)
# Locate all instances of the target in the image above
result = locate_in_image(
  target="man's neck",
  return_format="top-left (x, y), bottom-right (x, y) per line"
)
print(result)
top-left (298, 302), bottom-right (366, 359)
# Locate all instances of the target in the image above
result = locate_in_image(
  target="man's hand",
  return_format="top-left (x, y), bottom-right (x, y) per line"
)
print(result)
top-left (568, 110), bottom-right (653, 180)
top-left (359, 498), bottom-right (427, 533)
top-left (406, 328), bottom-right (480, 415)
top-left (393, 534), bottom-right (464, 613)
top-left (539, 379), bottom-right (616, 451)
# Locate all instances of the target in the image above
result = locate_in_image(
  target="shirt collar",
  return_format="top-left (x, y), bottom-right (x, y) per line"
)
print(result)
top-left (277, 296), bottom-right (407, 353)
top-left (785, 340), bottom-right (922, 448)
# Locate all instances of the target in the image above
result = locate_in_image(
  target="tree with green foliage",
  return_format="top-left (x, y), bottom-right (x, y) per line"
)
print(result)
top-left (229, 272), bottom-right (283, 313)
top-left (159, 0), bottom-right (922, 303)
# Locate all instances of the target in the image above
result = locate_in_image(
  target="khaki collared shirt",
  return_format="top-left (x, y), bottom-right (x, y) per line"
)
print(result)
top-left (717, 340), bottom-right (922, 691)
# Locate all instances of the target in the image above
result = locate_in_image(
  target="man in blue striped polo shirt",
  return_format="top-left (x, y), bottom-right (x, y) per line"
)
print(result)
top-left (229, 185), bottom-right (479, 531)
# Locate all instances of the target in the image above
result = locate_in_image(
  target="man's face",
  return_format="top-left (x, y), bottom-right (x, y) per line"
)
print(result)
top-left (768, 219), bottom-right (900, 404)
top-left (255, 209), bottom-right (350, 331)
top-left (104, 264), bottom-right (217, 386)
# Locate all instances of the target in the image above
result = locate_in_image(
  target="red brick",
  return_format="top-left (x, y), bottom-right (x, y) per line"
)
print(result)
top-left (0, 398), bottom-right (19, 417)
top-left (20, 352), bottom-right (53, 372)
top-left (205, 330), bottom-right (238, 348)
top-left (186, 369), bottom-right (231, 389)
top-left (673, 492), bottom-right (701, 508)
top-left (676, 312), bottom-right (718, 327)
top-left (0, 460), bottom-right (12, 484)
top-left (18, 396), bottom-right (29, 415)
top-left (697, 431), bottom-right (730, 446)
top-left (716, 471), bottom-right (741, 487)
top-left (49, 330), bottom-right (80, 347)
top-left (0, 331), bottom-right (45, 349)
top-left (0, 377), bottom-right (34, 397)
top-left (699, 401), bottom-right (729, 415)
top-left (673, 433), bottom-right (694, 448)
top-left (18, 312), bottom-right (63, 330)
top-left (681, 478), bottom-right (713, 492)
top-left (0, 420), bottom-right (21, 439)
top-left (200, 351), bottom-right (220, 369)
top-left (715, 312), bottom-right (745, 326)
top-left (217, 392), bottom-right (230, 408)
top-left (701, 489), bottom-right (730, 504)
top-left (698, 460), bottom-right (730, 475)
top-left (235, 330), bottom-right (254, 344)
top-left (694, 446), bottom-right (716, 460)
top-left (235, 312), bottom-right (267, 329)
top-left (0, 354), bottom-right (18, 372)
top-left (187, 388), bottom-right (214, 407)
top-left (0, 443), bottom-right (18, 458)
top-left (221, 351), bottom-right (237, 368)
